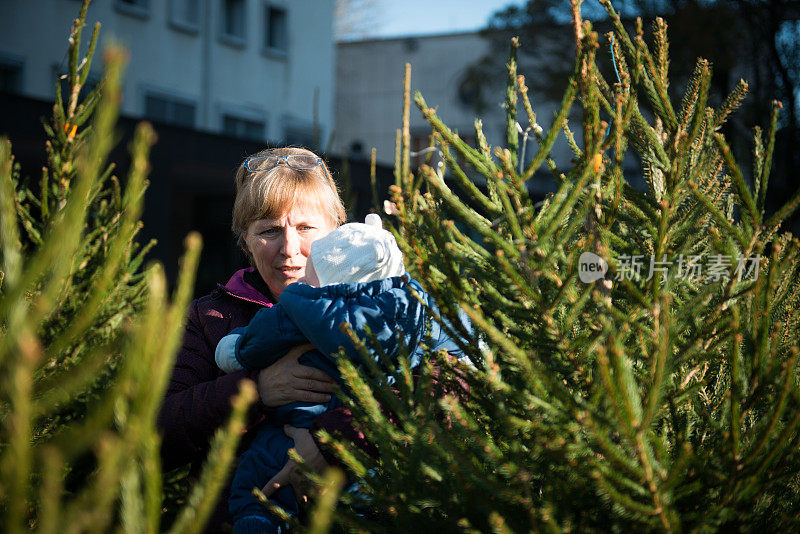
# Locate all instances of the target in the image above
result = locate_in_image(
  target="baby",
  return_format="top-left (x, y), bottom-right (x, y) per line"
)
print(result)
top-left (216, 214), bottom-right (466, 534)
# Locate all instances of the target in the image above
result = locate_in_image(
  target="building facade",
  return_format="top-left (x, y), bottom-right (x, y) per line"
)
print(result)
top-left (335, 31), bottom-right (576, 196)
top-left (0, 0), bottom-right (343, 295)
top-left (0, 0), bottom-right (335, 146)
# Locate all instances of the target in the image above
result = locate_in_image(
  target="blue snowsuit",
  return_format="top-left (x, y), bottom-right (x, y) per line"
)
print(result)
top-left (223, 275), bottom-right (466, 533)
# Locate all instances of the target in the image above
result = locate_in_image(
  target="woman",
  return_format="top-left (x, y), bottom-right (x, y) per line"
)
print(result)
top-left (157, 147), bottom-right (346, 531)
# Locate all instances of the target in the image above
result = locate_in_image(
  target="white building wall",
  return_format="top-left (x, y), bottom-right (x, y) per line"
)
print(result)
top-left (335, 32), bottom-right (575, 193)
top-left (0, 0), bottom-right (335, 145)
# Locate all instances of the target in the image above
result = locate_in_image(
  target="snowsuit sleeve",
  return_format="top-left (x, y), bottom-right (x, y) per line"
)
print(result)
top-left (234, 304), bottom-right (309, 370)
top-left (277, 279), bottom-right (425, 365)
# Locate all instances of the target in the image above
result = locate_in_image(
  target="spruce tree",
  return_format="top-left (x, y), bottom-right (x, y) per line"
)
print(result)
top-left (315, 1), bottom-right (800, 531)
top-left (0, 1), bottom-right (255, 531)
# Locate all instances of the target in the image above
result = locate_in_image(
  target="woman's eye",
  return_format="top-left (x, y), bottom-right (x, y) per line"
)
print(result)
top-left (259, 227), bottom-right (279, 236)
top-left (300, 225), bottom-right (315, 231)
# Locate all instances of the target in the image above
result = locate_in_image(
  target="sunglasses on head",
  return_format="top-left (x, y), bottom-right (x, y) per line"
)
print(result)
top-left (243, 154), bottom-right (323, 173)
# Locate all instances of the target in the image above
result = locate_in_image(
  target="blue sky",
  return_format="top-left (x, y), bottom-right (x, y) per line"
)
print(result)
top-left (346, 0), bottom-right (522, 40)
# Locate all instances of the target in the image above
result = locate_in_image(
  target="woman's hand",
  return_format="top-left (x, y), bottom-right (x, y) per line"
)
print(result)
top-left (261, 425), bottom-right (330, 504)
top-left (256, 344), bottom-right (335, 407)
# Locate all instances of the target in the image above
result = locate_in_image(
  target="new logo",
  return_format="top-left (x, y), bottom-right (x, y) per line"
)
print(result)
top-left (578, 252), bottom-right (608, 283)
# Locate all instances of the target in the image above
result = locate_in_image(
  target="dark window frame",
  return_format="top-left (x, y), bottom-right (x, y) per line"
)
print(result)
top-left (0, 56), bottom-right (24, 95)
top-left (143, 91), bottom-right (197, 129)
top-left (114, 0), bottom-right (151, 19)
top-left (168, 0), bottom-right (201, 34)
top-left (282, 115), bottom-right (315, 148)
top-left (222, 113), bottom-right (266, 142)
top-left (219, 0), bottom-right (247, 48)
top-left (263, 3), bottom-right (288, 55)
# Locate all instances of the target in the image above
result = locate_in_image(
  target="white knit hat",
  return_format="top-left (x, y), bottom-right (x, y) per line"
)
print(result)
top-left (309, 213), bottom-right (405, 286)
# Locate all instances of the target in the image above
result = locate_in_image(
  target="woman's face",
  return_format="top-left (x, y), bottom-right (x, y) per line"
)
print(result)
top-left (244, 202), bottom-right (336, 298)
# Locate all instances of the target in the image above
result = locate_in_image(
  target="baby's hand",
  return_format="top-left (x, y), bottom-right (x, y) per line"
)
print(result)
top-left (261, 426), bottom-right (329, 505)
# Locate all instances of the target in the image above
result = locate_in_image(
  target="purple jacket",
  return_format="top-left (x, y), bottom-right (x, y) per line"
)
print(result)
top-left (158, 268), bottom-right (272, 470)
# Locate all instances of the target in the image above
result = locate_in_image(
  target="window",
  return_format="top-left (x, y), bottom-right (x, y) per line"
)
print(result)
top-left (144, 93), bottom-right (196, 128)
top-left (115, 0), bottom-right (150, 18)
top-left (0, 59), bottom-right (23, 95)
top-left (403, 38), bottom-right (419, 52)
top-left (284, 128), bottom-right (314, 148)
top-left (222, 114), bottom-right (265, 142)
top-left (348, 140), bottom-right (365, 157)
top-left (282, 115), bottom-right (315, 147)
top-left (169, 0), bottom-right (200, 32)
top-left (221, 0), bottom-right (246, 43)
top-left (264, 5), bottom-right (287, 52)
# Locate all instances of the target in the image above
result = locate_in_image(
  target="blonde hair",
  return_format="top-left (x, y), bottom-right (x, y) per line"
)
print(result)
top-left (232, 147), bottom-right (347, 262)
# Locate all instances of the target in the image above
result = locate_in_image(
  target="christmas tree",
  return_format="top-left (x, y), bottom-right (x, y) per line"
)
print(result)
top-left (316, 0), bottom-right (800, 531)
top-left (0, 1), bottom-right (255, 531)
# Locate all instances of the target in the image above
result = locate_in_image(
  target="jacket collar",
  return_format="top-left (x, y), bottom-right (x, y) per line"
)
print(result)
top-left (218, 267), bottom-right (275, 307)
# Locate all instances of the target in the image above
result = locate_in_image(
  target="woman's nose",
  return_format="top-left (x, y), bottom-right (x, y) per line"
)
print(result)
top-left (280, 228), bottom-right (301, 256)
